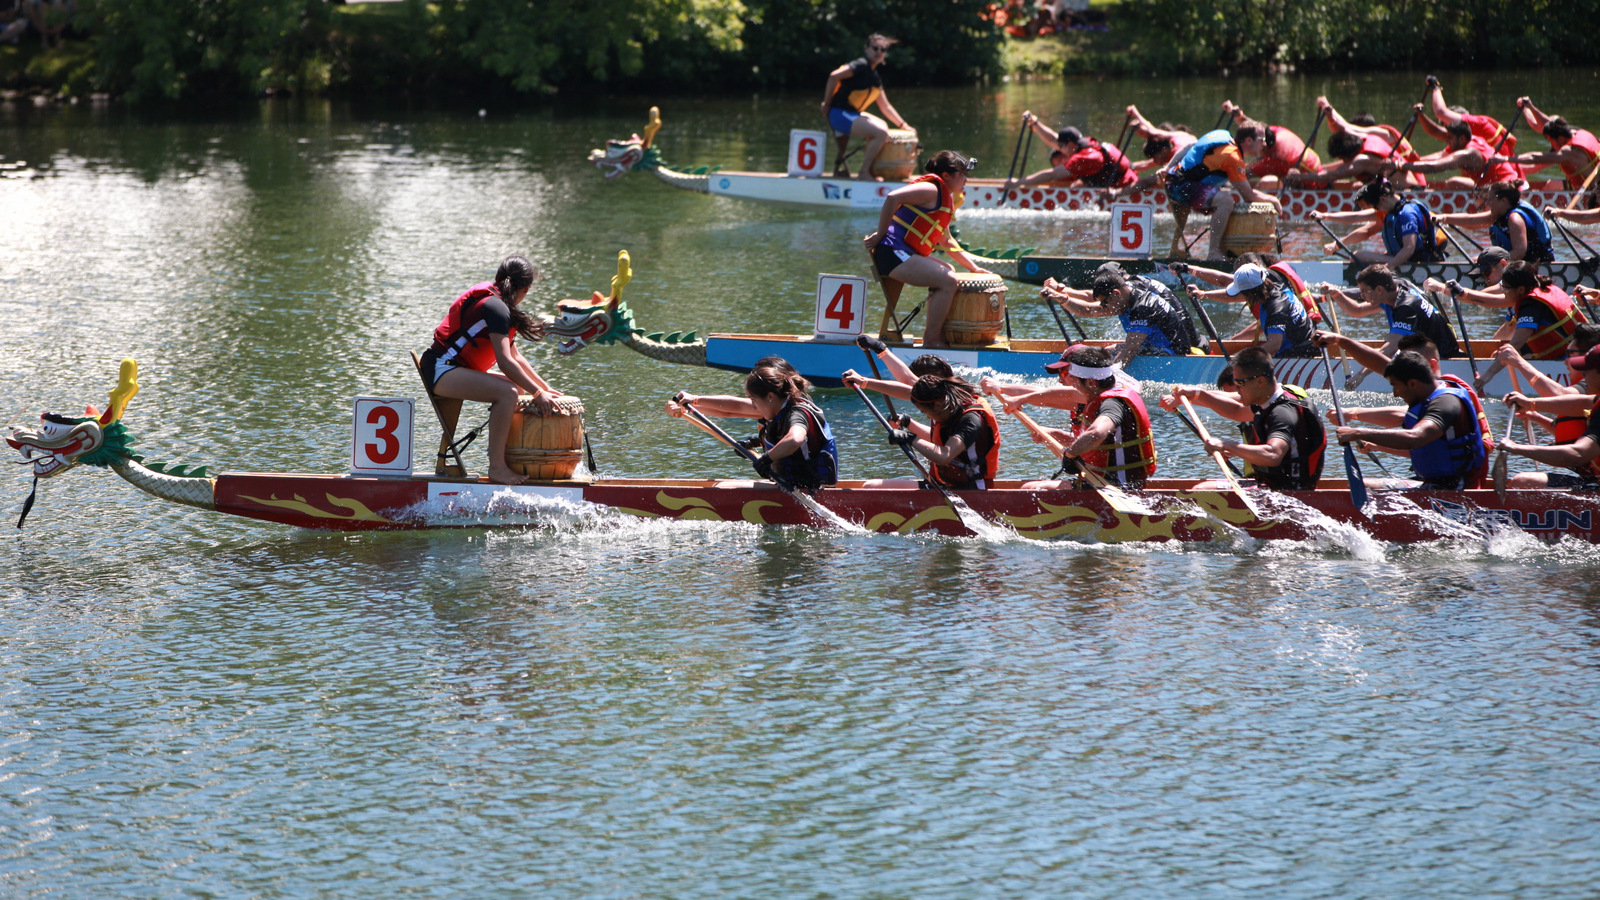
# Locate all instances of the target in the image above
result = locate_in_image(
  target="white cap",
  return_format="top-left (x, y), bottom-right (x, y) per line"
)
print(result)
top-left (1226, 263), bottom-right (1267, 296)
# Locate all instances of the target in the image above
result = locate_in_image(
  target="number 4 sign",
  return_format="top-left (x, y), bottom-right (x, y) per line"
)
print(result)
top-left (814, 274), bottom-right (868, 340)
top-left (1109, 203), bottom-right (1153, 258)
top-left (351, 397), bottom-right (413, 476)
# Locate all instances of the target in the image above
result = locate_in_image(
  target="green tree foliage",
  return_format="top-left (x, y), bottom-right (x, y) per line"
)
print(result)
top-left (1117, 0), bottom-right (1600, 74)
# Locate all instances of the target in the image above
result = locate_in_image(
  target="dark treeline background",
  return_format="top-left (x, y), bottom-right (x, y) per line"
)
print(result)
top-left (31, 0), bottom-right (1600, 101)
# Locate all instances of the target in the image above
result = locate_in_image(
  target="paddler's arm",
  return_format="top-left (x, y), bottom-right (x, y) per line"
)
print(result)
top-left (1501, 390), bottom-right (1597, 417)
top-left (1170, 261), bottom-right (1232, 288)
top-left (1314, 331), bottom-right (1392, 376)
top-left (1040, 280), bottom-right (1104, 318)
top-left (664, 392), bottom-right (761, 418)
top-left (1329, 406), bottom-right (1405, 428)
top-left (842, 369), bottom-right (913, 401)
top-left (1161, 386), bottom-right (1253, 422)
top-left (915, 431), bottom-right (969, 466)
top-left (992, 384), bottom-right (1086, 412)
top-left (1338, 411), bottom-right (1446, 450)
top-left (765, 422), bottom-right (807, 461)
top-left (1493, 344), bottom-right (1574, 396)
top-left (1501, 433), bottom-right (1600, 468)
top-left (1320, 282), bottom-right (1379, 318)
top-left (1061, 410), bottom-right (1116, 459)
top-left (1110, 331), bottom-right (1146, 368)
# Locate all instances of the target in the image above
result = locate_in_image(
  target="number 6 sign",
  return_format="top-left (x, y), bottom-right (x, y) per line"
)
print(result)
top-left (1109, 203), bottom-right (1153, 258)
top-left (814, 274), bottom-right (868, 340)
top-left (788, 129), bottom-right (827, 177)
top-left (351, 397), bottom-right (413, 475)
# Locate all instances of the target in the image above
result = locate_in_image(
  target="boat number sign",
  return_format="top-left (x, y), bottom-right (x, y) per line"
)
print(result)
top-left (814, 274), bottom-right (868, 341)
top-left (351, 397), bottom-right (414, 476)
top-left (788, 129), bottom-right (827, 178)
top-left (1109, 203), bottom-right (1153, 258)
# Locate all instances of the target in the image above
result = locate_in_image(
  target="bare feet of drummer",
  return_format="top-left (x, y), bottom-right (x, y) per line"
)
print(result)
top-left (487, 465), bottom-right (527, 486)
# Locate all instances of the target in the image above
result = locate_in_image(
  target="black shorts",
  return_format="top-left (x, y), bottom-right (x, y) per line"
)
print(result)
top-left (418, 346), bottom-right (451, 394)
top-left (1547, 471), bottom-right (1600, 489)
top-left (874, 243), bottom-right (914, 278)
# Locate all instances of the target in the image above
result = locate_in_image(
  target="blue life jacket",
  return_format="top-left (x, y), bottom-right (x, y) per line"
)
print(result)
top-left (1167, 129), bottom-right (1236, 186)
top-left (763, 397), bottom-right (838, 488)
top-left (1403, 382), bottom-right (1486, 482)
top-left (1381, 200), bottom-right (1446, 263)
top-left (1489, 201), bottom-right (1554, 263)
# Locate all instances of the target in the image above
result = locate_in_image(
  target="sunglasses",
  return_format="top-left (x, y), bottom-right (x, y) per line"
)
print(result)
top-left (868, 45), bottom-right (889, 53)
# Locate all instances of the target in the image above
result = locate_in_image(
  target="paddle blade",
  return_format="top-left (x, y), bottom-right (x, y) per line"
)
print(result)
top-left (1343, 445), bottom-right (1368, 510)
top-left (1493, 450), bottom-right (1509, 498)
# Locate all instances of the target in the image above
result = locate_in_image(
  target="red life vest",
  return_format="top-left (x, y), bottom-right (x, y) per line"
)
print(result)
top-left (928, 398), bottom-right (1000, 489)
top-left (889, 174), bottom-right (955, 257)
top-left (1587, 396), bottom-right (1600, 482)
top-left (1268, 261), bottom-right (1323, 324)
top-left (1439, 373), bottom-right (1494, 485)
top-left (1250, 126), bottom-right (1320, 179)
top-left (1519, 285), bottom-right (1587, 360)
top-left (1465, 113), bottom-right (1518, 155)
top-left (1554, 410), bottom-right (1590, 445)
top-left (1553, 128), bottom-right (1600, 187)
top-left (1467, 135), bottom-right (1524, 185)
top-left (1075, 386), bottom-right (1157, 484)
top-left (430, 282), bottom-right (506, 373)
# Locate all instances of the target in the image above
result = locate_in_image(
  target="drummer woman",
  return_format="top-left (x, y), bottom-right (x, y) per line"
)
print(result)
top-left (864, 150), bottom-right (993, 351)
top-left (421, 255), bottom-right (562, 486)
top-left (666, 362), bottom-right (839, 490)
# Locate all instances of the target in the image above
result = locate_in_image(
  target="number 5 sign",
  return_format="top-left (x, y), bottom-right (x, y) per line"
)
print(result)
top-left (351, 397), bottom-right (413, 476)
top-left (814, 274), bottom-right (868, 340)
top-left (788, 129), bottom-right (827, 177)
top-left (1109, 203), bottom-right (1153, 258)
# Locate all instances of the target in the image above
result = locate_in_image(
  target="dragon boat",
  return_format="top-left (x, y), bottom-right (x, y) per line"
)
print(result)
top-left (587, 108), bottom-right (1569, 221)
top-left (541, 284), bottom-right (1572, 395)
top-left (965, 249), bottom-right (1599, 291)
top-left (10, 360), bottom-right (1599, 544)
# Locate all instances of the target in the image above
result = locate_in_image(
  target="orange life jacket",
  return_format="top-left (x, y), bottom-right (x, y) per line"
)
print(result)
top-left (889, 174), bottom-right (955, 257)
top-left (1587, 396), bottom-right (1600, 482)
top-left (1519, 285), bottom-right (1587, 360)
top-left (1076, 386), bottom-right (1157, 484)
top-left (929, 398), bottom-right (1000, 489)
top-left (1555, 129), bottom-right (1600, 188)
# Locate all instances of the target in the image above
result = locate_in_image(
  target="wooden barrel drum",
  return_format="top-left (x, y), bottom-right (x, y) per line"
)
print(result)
top-left (870, 129), bottom-right (921, 181)
top-left (1220, 202), bottom-right (1278, 255)
top-left (506, 395), bottom-right (586, 480)
top-left (941, 272), bottom-right (1007, 348)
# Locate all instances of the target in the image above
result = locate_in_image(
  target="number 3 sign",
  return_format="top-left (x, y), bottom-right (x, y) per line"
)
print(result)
top-left (1108, 203), bottom-right (1153, 258)
top-left (814, 274), bottom-right (868, 340)
top-left (351, 397), bottom-right (413, 475)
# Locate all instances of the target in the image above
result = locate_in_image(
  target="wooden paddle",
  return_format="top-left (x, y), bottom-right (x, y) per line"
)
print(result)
top-left (998, 117), bottom-right (1031, 208)
top-left (848, 382), bottom-right (963, 514)
top-left (1178, 396), bottom-right (1262, 518)
top-left (674, 393), bottom-right (798, 495)
top-left (1320, 348), bottom-right (1369, 509)
top-left (1492, 393), bottom-right (1520, 497)
top-left (1565, 155), bottom-right (1600, 211)
top-left (989, 395), bottom-right (1145, 515)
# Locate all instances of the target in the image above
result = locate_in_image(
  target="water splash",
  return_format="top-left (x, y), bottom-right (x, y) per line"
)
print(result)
top-left (1248, 490), bottom-right (1388, 561)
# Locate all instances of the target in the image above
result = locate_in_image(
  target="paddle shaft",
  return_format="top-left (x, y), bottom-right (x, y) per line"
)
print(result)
top-left (1566, 154), bottom-right (1600, 210)
top-left (861, 345), bottom-right (898, 419)
top-left (1552, 221), bottom-right (1600, 314)
top-left (1445, 221), bottom-right (1484, 253)
top-left (676, 395), bottom-right (797, 492)
top-left (1178, 396), bottom-right (1250, 492)
top-left (1004, 404), bottom-right (1118, 492)
top-left (1509, 366), bottom-right (1533, 444)
top-left (849, 383), bottom-right (960, 506)
top-left (1281, 107), bottom-right (1327, 198)
top-left (1316, 217), bottom-right (1358, 261)
top-left (1167, 399), bottom-right (1247, 477)
top-left (1184, 286), bottom-right (1232, 366)
top-left (1043, 295), bottom-right (1089, 341)
top-left (1320, 348), bottom-right (1369, 507)
top-left (1448, 287), bottom-right (1481, 383)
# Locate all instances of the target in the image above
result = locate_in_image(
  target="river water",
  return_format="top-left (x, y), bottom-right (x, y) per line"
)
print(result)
top-left (4, 73), bottom-right (1600, 898)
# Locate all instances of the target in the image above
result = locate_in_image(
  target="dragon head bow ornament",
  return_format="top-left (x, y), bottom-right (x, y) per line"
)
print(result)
top-left (586, 107), bottom-right (664, 179)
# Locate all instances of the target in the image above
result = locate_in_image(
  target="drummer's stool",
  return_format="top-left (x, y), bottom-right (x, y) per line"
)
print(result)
top-left (410, 350), bottom-right (481, 478)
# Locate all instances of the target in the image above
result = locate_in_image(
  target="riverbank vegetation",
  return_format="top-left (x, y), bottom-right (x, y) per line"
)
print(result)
top-left (1, 0), bottom-right (1593, 102)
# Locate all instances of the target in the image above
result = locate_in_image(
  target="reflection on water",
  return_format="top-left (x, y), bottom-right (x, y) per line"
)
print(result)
top-left (5, 76), bottom-right (1600, 898)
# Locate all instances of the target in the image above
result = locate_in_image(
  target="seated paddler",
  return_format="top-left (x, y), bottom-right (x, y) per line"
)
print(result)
top-left (1498, 334), bottom-right (1600, 489)
top-left (1002, 345), bottom-right (1156, 489)
top-left (1039, 263), bottom-right (1202, 365)
top-left (1334, 350), bottom-right (1487, 491)
top-left (665, 362), bottom-right (839, 490)
top-left (422, 255), bottom-right (562, 486)
top-left (1160, 347), bottom-right (1326, 490)
top-left (864, 150), bottom-right (993, 350)
top-left (875, 375), bottom-right (1000, 491)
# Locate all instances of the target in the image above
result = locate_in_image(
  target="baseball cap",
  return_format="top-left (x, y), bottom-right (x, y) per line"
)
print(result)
top-left (1044, 342), bottom-right (1092, 373)
top-left (1475, 246), bottom-right (1510, 278)
top-left (1226, 263), bottom-right (1267, 296)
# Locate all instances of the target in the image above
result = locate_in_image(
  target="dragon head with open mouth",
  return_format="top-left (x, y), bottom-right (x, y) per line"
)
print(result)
top-left (585, 107), bottom-right (664, 179)
top-left (8, 359), bottom-right (140, 478)
top-left (540, 250), bottom-right (643, 354)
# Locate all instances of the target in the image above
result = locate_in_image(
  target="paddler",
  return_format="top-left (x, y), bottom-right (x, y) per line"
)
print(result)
top-left (821, 34), bottom-right (914, 181)
top-left (843, 335), bottom-right (974, 401)
top-left (1416, 81), bottom-right (1520, 158)
top-left (1296, 97), bottom-right (1427, 188)
top-left (1002, 112), bottom-right (1135, 190)
top-left (1159, 346), bottom-right (1326, 490)
top-left (421, 255), bottom-right (562, 486)
top-left (881, 375), bottom-right (1000, 491)
top-left (1319, 264), bottom-right (1461, 360)
top-left (999, 345), bottom-right (1156, 488)
top-left (1039, 264), bottom-right (1202, 364)
top-left (1466, 260), bottom-right (1587, 393)
top-left (1221, 101), bottom-right (1322, 191)
top-left (1435, 181), bottom-right (1555, 265)
top-left (1312, 333), bottom-right (1493, 488)
top-left (1333, 350), bottom-right (1487, 490)
top-left (1310, 177), bottom-right (1447, 266)
top-left (665, 362), bottom-right (839, 490)
top-left (1510, 98), bottom-right (1600, 190)
top-left (1161, 122), bottom-right (1283, 261)
top-left (864, 150), bottom-right (992, 350)
top-left (1390, 118), bottom-right (1523, 189)
top-left (1496, 325), bottom-right (1600, 488)
top-left (1109, 107), bottom-right (1195, 193)
top-left (1179, 261), bottom-right (1318, 358)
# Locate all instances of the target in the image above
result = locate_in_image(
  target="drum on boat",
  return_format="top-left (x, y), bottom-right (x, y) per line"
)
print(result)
top-left (941, 272), bottom-right (1007, 348)
top-left (1220, 202), bottom-right (1278, 255)
top-left (870, 129), bottom-right (921, 181)
top-left (506, 395), bottom-right (586, 480)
